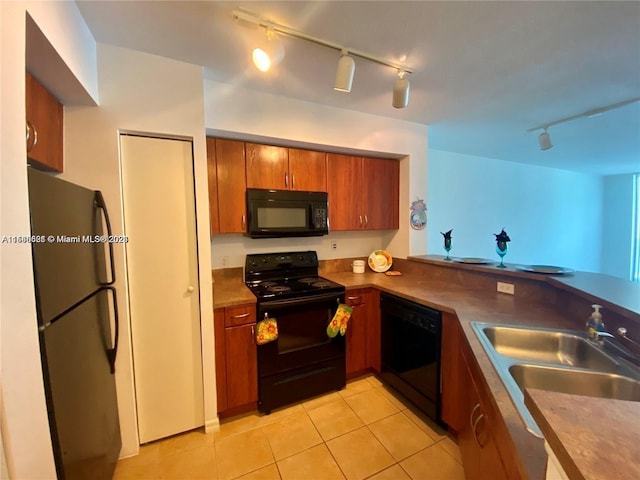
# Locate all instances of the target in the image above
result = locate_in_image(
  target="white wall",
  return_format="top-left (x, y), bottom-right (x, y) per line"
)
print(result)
top-left (426, 149), bottom-right (603, 272)
top-left (0, 2), bottom-right (97, 478)
top-left (601, 174), bottom-right (636, 280)
top-left (204, 80), bottom-right (428, 267)
top-left (63, 43), bottom-right (216, 456)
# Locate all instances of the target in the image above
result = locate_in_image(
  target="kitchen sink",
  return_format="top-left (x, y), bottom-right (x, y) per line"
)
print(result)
top-left (471, 322), bottom-right (640, 438)
top-left (482, 325), bottom-right (619, 371)
top-left (509, 364), bottom-right (640, 402)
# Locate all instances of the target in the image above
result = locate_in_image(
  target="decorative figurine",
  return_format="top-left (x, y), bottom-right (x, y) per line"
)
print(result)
top-left (494, 228), bottom-right (511, 268)
top-left (410, 198), bottom-right (427, 230)
top-left (441, 229), bottom-right (453, 260)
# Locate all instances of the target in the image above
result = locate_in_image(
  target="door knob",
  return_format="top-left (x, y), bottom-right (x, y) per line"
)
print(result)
top-left (187, 286), bottom-right (195, 293)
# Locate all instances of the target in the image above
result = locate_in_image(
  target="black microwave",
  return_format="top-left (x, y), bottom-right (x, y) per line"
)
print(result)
top-left (246, 189), bottom-right (329, 238)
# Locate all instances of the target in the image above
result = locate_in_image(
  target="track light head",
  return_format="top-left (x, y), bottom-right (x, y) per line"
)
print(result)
top-left (252, 27), bottom-right (285, 72)
top-left (334, 50), bottom-right (355, 92)
top-left (392, 70), bottom-right (410, 108)
top-left (538, 128), bottom-right (553, 150)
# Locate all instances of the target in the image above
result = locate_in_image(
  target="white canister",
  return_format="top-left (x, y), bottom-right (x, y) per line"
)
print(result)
top-left (352, 260), bottom-right (365, 274)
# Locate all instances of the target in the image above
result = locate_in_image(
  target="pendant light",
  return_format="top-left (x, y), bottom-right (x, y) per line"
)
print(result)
top-left (392, 69), bottom-right (410, 108)
top-left (334, 49), bottom-right (355, 92)
top-left (252, 26), bottom-right (285, 72)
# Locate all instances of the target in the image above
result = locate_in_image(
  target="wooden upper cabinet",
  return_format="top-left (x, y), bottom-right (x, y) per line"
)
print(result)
top-left (327, 153), bottom-right (363, 230)
top-left (363, 157), bottom-right (399, 230)
top-left (288, 148), bottom-right (327, 192)
top-left (206, 138), bottom-right (220, 235)
top-left (245, 143), bottom-right (289, 190)
top-left (246, 144), bottom-right (328, 192)
top-left (327, 154), bottom-right (399, 231)
top-left (214, 138), bottom-right (247, 234)
top-left (25, 72), bottom-right (63, 172)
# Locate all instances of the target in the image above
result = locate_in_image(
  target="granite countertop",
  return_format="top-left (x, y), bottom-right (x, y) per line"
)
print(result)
top-left (524, 388), bottom-right (640, 480)
top-left (211, 259), bottom-right (640, 479)
top-left (409, 255), bottom-right (640, 318)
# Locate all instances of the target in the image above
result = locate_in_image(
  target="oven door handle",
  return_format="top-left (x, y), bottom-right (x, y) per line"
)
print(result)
top-left (259, 292), bottom-right (345, 309)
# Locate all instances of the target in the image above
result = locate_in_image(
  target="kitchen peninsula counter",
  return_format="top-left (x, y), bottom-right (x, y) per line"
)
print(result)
top-left (212, 258), bottom-right (640, 479)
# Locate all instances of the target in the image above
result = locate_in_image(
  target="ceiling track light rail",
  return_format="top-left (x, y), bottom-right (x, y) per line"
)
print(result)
top-left (526, 97), bottom-right (639, 151)
top-left (232, 9), bottom-right (413, 74)
top-left (232, 8), bottom-right (413, 108)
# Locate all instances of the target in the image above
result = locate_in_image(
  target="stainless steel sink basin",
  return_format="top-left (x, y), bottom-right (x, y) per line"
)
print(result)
top-left (482, 325), bottom-right (619, 371)
top-left (509, 364), bottom-right (640, 402)
top-left (471, 322), bottom-right (640, 438)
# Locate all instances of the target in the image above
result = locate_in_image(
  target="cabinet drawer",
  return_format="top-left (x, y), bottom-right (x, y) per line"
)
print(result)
top-left (225, 305), bottom-right (256, 327)
top-left (346, 293), bottom-right (365, 306)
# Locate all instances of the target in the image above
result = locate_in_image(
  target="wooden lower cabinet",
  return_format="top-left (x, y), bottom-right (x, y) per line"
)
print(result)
top-left (458, 349), bottom-right (509, 480)
top-left (345, 288), bottom-right (380, 378)
top-left (441, 316), bottom-right (512, 480)
top-left (214, 304), bottom-right (258, 415)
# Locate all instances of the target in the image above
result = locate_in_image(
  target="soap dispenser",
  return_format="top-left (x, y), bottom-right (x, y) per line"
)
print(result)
top-left (586, 304), bottom-right (604, 341)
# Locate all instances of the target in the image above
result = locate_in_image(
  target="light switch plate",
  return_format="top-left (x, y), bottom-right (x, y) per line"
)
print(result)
top-left (497, 282), bottom-right (515, 295)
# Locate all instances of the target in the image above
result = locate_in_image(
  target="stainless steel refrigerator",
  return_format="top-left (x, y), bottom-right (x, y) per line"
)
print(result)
top-left (28, 168), bottom-right (121, 480)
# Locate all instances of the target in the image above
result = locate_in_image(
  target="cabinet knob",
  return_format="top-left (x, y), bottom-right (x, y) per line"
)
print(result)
top-left (242, 215), bottom-right (246, 230)
top-left (284, 173), bottom-right (289, 188)
top-left (292, 174), bottom-right (295, 189)
top-left (187, 285), bottom-right (195, 293)
top-left (364, 215), bottom-right (368, 227)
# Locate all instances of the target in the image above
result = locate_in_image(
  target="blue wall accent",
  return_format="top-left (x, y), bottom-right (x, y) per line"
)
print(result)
top-left (427, 149), bottom-right (603, 272)
top-left (602, 174), bottom-right (636, 280)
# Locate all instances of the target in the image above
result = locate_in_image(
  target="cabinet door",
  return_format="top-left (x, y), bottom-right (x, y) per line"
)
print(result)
top-left (213, 308), bottom-right (227, 412)
top-left (215, 139), bottom-right (247, 233)
top-left (206, 138), bottom-right (220, 235)
top-left (288, 148), bottom-right (327, 192)
top-left (458, 355), bottom-right (481, 480)
top-left (246, 143), bottom-right (289, 190)
top-left (346, 290), bottom-right (369, 377)
top-left (225, 323), bottom-right (258, 409)
top-left (26, 72), bottom-right (63, 172)
top-left (362, 157), bottom-right (399, 230)
top-left (441, 313), bottom-right (465, 431)
top-left (327, 153), bottom-right (362, 230)
top-left (459, 345), bottom-right (510, 480)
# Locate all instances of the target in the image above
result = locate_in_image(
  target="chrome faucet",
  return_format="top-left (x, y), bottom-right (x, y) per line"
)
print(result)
top-left (593, 330), bottom-right (614, 346)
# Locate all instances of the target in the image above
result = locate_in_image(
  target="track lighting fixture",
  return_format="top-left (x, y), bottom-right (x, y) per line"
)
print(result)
top-left (251, 26), bottom-right (285, 72)
top-left (392, 70), bottom-right (410, 109)
top-left (528, 97), bottom-right (639, 151)
top-left (334, 50), bottom-right (355, 92)
top-left (538, 128), bottom-right (553, 150)
top-left (233, 8), bottom-right (413, 108)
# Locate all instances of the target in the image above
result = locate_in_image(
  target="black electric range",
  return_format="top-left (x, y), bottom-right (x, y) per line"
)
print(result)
top-left (244, 251), bottom-right (346, 414)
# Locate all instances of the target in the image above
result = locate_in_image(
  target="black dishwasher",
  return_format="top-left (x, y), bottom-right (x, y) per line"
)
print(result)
top-left (380, 293), bottom-right (442, 424)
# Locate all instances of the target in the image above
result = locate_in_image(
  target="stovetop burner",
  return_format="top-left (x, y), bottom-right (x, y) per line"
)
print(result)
top-left (245, 251), bottom-right (345, 302)
top-left (267, 285), bottom-right (292, 293)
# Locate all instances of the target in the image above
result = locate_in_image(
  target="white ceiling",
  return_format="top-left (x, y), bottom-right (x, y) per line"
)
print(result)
top-left (75, 0), bottom-right (640, 176)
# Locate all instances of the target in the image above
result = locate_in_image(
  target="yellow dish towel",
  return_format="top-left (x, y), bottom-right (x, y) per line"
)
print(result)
top-left (256, 317), bottom-right (278, 345)
top-left (327, 304), bottom-right (353, 338)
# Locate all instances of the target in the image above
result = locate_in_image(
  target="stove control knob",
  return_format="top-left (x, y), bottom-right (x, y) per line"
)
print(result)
top-left (298, 255), bottom-right (304, 261)
top-left (262, 258), bottom-right (268, 263)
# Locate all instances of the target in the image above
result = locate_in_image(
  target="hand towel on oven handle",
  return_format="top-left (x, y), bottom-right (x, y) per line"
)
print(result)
top-left (327, 304), bottom-right (353, 338)
top-left (256, 314), bottom-right (278, 345)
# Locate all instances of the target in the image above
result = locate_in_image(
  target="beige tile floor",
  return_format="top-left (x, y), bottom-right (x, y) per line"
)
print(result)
top-left (114, 375), bottom-right (464, 480)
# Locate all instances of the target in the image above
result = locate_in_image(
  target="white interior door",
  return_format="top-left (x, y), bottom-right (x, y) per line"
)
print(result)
top-left (120, 134), bottom-right (203, 443)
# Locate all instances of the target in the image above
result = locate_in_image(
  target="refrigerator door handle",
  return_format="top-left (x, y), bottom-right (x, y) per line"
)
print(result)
top-left (105, 286), bottom-right (119, 374)
top-left (94, 190), bottom-right (116, 286)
